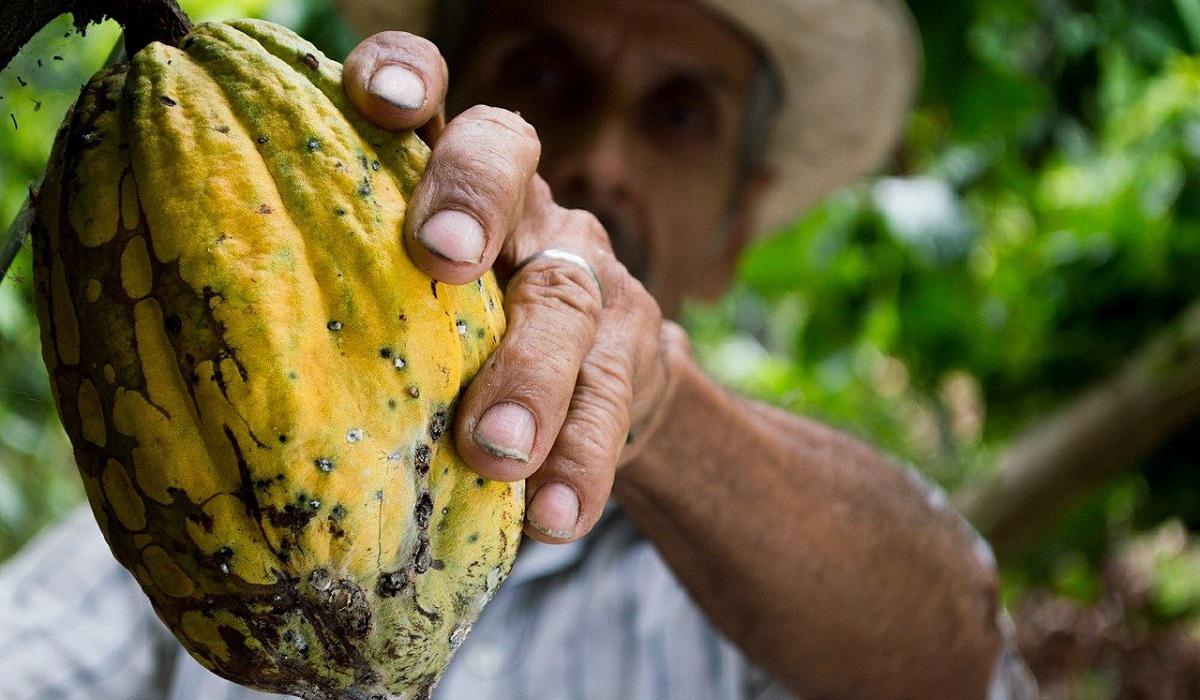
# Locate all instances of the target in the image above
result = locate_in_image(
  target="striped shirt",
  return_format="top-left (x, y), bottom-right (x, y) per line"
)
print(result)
top-left (0, 503), bottom-right (1036, 699)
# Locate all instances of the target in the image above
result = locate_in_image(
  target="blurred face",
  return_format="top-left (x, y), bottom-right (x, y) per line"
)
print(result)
top-left (450, 0), bottom-right (768, 316)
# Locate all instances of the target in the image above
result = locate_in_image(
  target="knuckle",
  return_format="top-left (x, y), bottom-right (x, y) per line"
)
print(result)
top-left (564, 208), bottom-right (611, 250)
top-left (468, 105), bottom-right (539, 141)
top-left (579, 352), bottom-right (634, 410)
top-left (504, 332), bottom-right (577, 379)
top-left (564, 395), bottom-right (628, 461)
top-left (511, 263), bottom-right (603, 323)
top-left (431, 153), bottom-right (513, 209)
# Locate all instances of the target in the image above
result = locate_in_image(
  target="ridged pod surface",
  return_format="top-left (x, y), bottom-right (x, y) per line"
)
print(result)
top-left (30, 19), bottom-right (522, 699)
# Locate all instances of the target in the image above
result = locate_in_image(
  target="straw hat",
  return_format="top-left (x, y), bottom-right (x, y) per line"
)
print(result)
top-left (335, 0), bottom-right (920, 235)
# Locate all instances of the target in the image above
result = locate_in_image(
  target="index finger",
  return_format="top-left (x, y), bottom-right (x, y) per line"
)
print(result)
top-left (343, 31), bottom-right (448, 131)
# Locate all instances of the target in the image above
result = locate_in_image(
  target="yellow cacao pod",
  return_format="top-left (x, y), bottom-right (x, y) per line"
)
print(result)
top-left (31, 19), bottom-right (523, 699)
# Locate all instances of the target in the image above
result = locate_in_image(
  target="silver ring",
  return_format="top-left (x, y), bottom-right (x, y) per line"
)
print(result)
top-left (512, 248), bottom-right (603, 301)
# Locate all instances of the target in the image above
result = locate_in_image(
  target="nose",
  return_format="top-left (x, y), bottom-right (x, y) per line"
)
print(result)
top-left (543, 120), bottom-right (633, 209)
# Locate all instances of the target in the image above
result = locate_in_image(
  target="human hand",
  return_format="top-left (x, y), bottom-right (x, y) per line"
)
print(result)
top-left (344, 32), bottom-right (683, 544)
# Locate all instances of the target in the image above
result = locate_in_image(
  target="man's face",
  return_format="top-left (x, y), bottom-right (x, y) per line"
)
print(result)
top-left (449, 0), bottom-right (764, 317)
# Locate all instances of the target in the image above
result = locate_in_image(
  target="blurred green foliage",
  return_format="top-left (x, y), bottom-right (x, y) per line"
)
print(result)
top-left (689, 0), bottom-right (1200, 595)
top-left (1, 0), bottom-right (1199, 660)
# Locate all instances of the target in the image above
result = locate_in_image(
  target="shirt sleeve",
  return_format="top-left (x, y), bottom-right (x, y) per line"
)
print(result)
top-left (0, 506), bottom-right (178, 700)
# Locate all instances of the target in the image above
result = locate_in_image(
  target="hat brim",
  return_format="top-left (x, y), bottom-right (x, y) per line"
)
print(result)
top-left (335, 0), bottom-right (920, 236)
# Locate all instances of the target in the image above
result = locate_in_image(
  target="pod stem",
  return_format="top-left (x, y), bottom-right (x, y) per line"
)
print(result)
top-left (0, 0), bottom-right (192, 72)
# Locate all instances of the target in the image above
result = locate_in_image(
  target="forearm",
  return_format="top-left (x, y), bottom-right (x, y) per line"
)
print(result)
top-left (614, 350), bottom-right (1005, 699)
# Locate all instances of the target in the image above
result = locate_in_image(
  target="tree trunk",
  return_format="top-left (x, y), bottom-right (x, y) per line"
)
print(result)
top-left (0, 0), bottom-right (190, 72)
top-left (958, 299), bottom-right (1200, 560)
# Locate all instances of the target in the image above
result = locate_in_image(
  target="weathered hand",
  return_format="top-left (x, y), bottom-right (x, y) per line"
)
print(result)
top-left (344, 32), bottom-right (680, 543)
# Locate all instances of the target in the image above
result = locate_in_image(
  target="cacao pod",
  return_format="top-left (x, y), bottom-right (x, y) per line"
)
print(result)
top-left (30, 19), bottom-right (523, 700)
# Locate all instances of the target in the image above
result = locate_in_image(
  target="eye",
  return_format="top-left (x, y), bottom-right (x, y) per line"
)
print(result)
top-left (643, 78), bottom-right (720, 143)
top-left (497, 39), bottom-right (578, 101)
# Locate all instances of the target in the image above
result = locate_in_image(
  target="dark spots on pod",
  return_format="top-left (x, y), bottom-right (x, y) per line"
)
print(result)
top-left (306, 137), bottom-right (320, 152)
top-left (307, 569), bottom-right (371, 638)
top-left (314, 457), bottom-right (334, 473)
top-left (442, 468), bottom-right (449, 476)
top-left (164, 314), bottom-right (182, 335)
top-left (334, 207), bottom-right (347, 217)
top-left (477, 279), bottom-right (484, 290)
top-left (430, 280), bottom-right (438, 298)
top-left (387, 399), bottom-right (397, 410)
top-left (215, 232), bottom-right (229, 244)
top-left (415, 492), bottom-right (433, 528)
top-left (357, 154), bottom-right (370, 171)
top-left (379, 347), bottom-right (392, 359)
top-left (288, 371), bottom-right (299, 380)
top-left (371, 160), bottom-right (381, 171)
top-left (215, 125), bottom-right (231, 134)
top-left (254, 478), bottom-right (273, 491)
top-left (429, 410), bottom-right (448, 441)
top-left (276, 474), bottom-right (285, 481)
top-left (326, 320), bottom-right (342, 331)
top-left (376, 570), bottom-right (409, 598)
top-left (282, 629), bottom-right (309, 658)
top-left (414, 444), bottom-right (431, 475)
top-left (328, 506), bottom-right (348, 540)
top-left (265, 493), bottom-right (319, 534)
top-left (408, 385), bottom-right (420, 399)
top-left (398, 312), bottom-right (407, 323)
top-left (212, 546), bottom-right (234, 575)
top-left (441, 506), bottom-right (449, 515)
top-left (475, 328), bottom-right (485, 339)
top-left (303, 53), bottom-right (319, 70)
top-left (414, 539), bottom-right (432, 573)
top-left (257, 203), bottom-right (273, 214)
top-left (467, 533), bottom-right (479, 544)
top-left (159, 95), bottom-right (177, 107)
top-left (278, 434), bottom-right (287, 444)
top-left (455, 320), bottom-right (468, 335)
top-left (475, 477), bottom-right (485, 487)
top-left (357, 178), bottom-right (372, 197)
top-left (256, 135), bottom-right (269, 144)
top-left (430, 559), bottom-right (445, 571)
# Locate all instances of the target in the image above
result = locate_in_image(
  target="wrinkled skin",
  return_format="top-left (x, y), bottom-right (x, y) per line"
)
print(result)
top-left (339, 1), bottom-right (1013, 697)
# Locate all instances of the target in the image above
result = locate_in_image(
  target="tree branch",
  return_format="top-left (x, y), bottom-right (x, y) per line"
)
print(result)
top-left (0, 0), bottom-right (190, 73)
top-left (958, 299), bottom-right (1200, 560)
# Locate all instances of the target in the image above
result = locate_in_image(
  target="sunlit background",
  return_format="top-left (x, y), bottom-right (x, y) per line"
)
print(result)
top-left (3, 0), bottom-right (1200, 696)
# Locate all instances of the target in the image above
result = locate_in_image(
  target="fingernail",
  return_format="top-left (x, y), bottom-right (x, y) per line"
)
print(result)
top-left (417, 210), bottom-right (485, 264)
top-left (368, 64), bottom-right (426, 110)
top-left (528, 483), bottom-right (579, 539)
top-left (473, 402), bottom-right (535, 462)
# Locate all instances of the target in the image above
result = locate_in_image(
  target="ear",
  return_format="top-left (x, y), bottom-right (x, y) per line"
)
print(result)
top-left (696, 167), bottom-right (777, 300)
